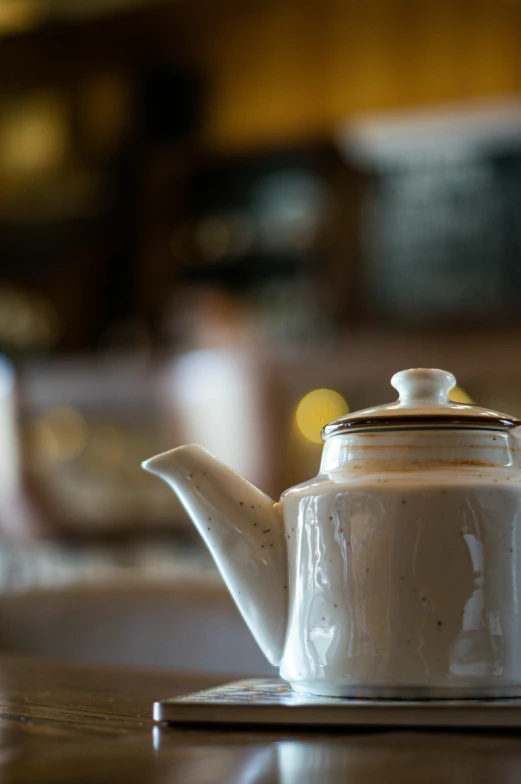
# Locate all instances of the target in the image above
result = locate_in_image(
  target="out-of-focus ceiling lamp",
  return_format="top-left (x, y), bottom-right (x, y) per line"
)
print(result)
top-left (0, 0), bottom-right (42, 34)
top-left (0, 0), bottom-right (182, 37)
top-left (0, 91), bottom-right (70, 179)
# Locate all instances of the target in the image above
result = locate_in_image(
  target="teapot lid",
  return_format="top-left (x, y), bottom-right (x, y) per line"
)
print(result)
top-left (322, 368), bottom-right (520, 438)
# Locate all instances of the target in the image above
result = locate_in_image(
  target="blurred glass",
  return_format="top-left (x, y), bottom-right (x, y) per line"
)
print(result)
top-left (21, 357), bottom-right (180, 534)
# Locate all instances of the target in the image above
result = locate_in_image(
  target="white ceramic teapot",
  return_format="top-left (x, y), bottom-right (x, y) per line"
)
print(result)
top-left (143, 368), bottom-right (521, 698)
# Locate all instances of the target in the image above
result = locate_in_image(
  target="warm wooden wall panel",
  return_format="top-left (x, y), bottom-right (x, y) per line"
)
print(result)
top-left (174, 0), bottom-right (521, 149)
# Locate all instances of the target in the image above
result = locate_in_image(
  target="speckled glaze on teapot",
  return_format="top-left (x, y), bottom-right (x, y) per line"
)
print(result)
top-left (143, 368), bottom-right (521, 698)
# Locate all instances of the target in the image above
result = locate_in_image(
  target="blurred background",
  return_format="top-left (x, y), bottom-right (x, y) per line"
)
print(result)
top-left (0, 0), bottom-right (520, 674)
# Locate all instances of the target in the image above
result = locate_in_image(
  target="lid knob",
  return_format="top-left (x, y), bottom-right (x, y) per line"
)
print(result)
top-left (391, 368), bottom-right (456, 407)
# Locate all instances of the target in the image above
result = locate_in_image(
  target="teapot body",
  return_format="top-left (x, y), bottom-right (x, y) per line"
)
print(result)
top-left (143, 368), bottom-right (521, 698)
top-left (279, 428), bottom-right (521, 697)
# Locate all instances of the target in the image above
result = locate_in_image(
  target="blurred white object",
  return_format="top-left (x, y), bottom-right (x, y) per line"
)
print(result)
top-left (0, 356), bottom-right (20, 493)
top-left (338, 97), bottom-right (521, 166)
top-left (165, 349), bottom-right (273, 491)
top-left (0, 356), bottom-right (44, 538)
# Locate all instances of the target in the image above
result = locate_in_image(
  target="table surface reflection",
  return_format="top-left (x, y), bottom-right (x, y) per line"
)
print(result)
top-left (0, 654), bottom-right (520, 783)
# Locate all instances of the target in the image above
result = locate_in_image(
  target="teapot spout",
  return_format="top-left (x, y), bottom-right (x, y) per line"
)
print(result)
top-left (142, 444), bottom-right (288, 666)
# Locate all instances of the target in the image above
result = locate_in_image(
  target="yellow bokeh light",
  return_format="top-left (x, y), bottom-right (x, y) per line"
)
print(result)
top-left (449, 385), bottom-right (474, 404)
top-left (0, 1), bottom-right (41, 35)
top-left (0, 92), bottom-right (70, 178)
top-left (296, 389), bottom-right (349, 444)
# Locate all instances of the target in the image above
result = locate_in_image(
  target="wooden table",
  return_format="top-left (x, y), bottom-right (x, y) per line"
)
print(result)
top-left (1, 654), bottom-right (520, 784)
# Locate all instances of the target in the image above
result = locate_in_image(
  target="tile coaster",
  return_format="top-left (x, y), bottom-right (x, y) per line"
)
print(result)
top-left (154, 678), bottom-right (521, 729)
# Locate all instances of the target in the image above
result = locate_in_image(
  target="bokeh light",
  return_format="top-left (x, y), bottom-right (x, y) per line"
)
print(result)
top-left (296, 388), bottom-right (349, 444)
top-left (449, 385), bottom-right (474, 404)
